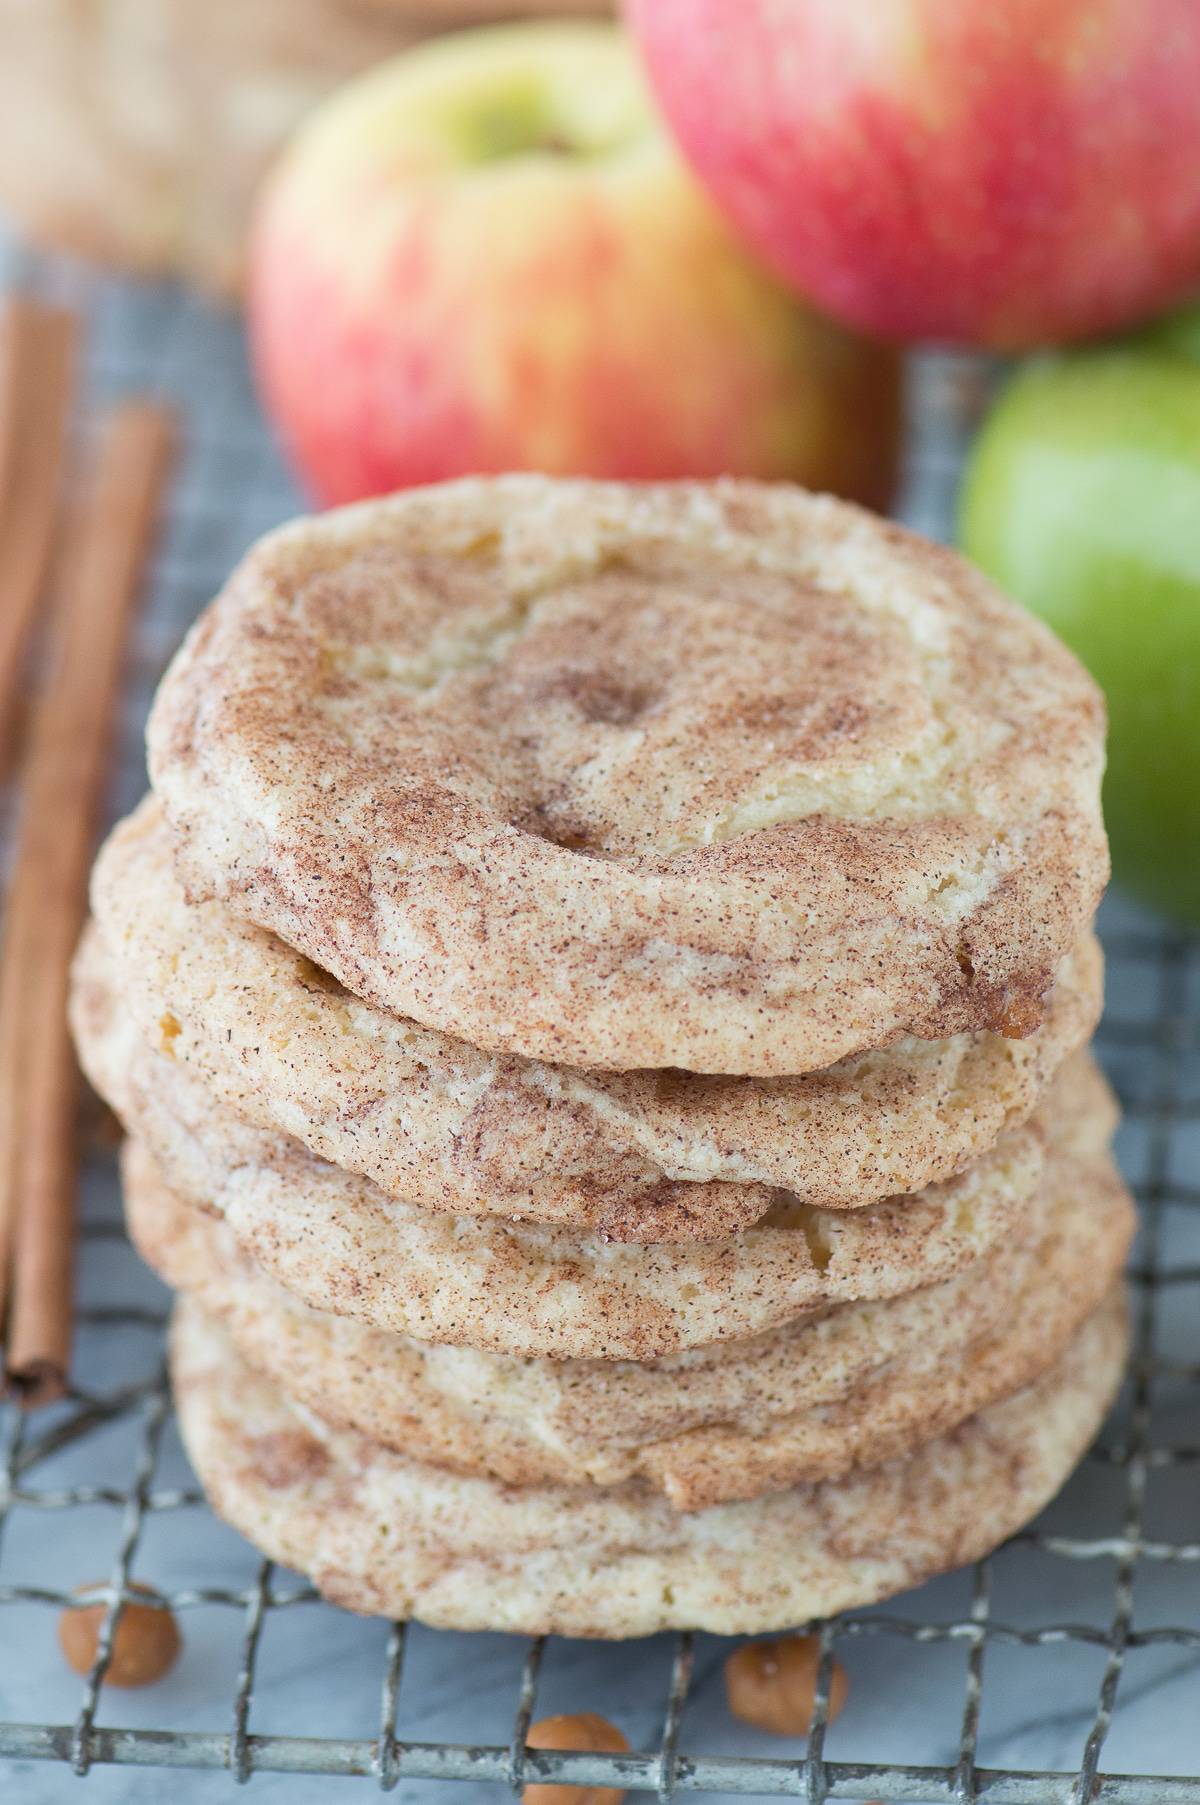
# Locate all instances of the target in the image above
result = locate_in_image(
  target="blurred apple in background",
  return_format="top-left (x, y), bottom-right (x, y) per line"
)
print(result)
top-left (249, 21), bottom-right (899, 506)
top-left (960, 309), bottom-right (1200, 924)
top-left (626, 0), bottom-right (1200, 349)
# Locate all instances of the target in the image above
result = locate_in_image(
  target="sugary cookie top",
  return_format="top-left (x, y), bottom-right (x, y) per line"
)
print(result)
top-left (148, 476), bottom-right (1107, 1073)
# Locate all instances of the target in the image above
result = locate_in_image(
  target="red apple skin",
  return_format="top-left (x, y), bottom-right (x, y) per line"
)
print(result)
top-left (626, 0), bottom-right (1200, 349)
top-left (249, 25), bottom-right (899, 508)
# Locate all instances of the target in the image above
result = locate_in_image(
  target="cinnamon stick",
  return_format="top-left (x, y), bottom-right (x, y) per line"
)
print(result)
top-left (0, 298), bottom-right (77, 772)
top-left (2, 401), bottom-right (173, 1404)
top-left (0, 297), bottom-right (77, 1351)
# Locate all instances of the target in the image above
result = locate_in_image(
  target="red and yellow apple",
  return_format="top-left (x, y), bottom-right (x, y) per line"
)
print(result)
top-left (249, 21), bottom-right (899, 506)
top-left (627, 0), bottom-right (1200, 349)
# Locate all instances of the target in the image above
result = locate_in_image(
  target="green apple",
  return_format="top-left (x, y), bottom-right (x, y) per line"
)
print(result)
top-left (960, 317), bottom-right (1200, 924)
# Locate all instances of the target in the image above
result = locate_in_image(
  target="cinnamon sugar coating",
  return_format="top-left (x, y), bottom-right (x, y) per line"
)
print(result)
top-left (147, 477), bottom-right (1108, 1075)
top-left (72, 941), bottom-right (1108, 1362)
top-left (170, 1289), bottom-right (1129, 1636)
top-left (90, 800), bottom-right (1102, 1237)
top-left (127, 1117), bottom-right (1132, 1510)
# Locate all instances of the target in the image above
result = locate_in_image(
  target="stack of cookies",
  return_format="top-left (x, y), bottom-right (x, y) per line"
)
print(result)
top-left (71, 477), bottom-right (1133, 1637)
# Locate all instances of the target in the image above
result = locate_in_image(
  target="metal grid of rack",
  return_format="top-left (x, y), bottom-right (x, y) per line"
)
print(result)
top-left (1, 239), bottom-right (1200, 1799)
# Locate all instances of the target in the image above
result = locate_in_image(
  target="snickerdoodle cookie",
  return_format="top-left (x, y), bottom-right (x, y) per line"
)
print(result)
top-left (170, 1287), bottom-right (1129, 1636)
top-left (91, 798), bottom-right (1102, 1238)
top-left (128, 1116), bottom-right (1133, 1509)
top-left (147, 477), bottom-right (1107, 1075)
top-left (73, 938), bottom-right (1106, 1361)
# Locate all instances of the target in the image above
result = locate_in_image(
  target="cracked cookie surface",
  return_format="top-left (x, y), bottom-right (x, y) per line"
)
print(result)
top-left (90, 799), bottom-right (1102, 1237)
top-left (170, 1287), bottom-right (1129, 1635)
top-left (72, 944), bottom-right (1108, 1360)
top-left (147, 476), bottom-right (1108, 1074)
top-left (127, 1119), bottom-right (1133, 1509)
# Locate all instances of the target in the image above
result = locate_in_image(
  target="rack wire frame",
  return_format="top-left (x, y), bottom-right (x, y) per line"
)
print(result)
top-left (1, 240), bottom-right (1199, 1798)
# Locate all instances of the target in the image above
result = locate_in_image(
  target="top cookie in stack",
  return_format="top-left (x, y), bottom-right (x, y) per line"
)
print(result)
top-left (74, 476), bottom-right (1127, 1637)
top-left (146, 477), bottom-right (1107, 1074)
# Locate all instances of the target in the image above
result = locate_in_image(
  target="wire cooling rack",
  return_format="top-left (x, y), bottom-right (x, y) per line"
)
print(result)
top-left (2, 237), bottom-right (1200, 1802)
